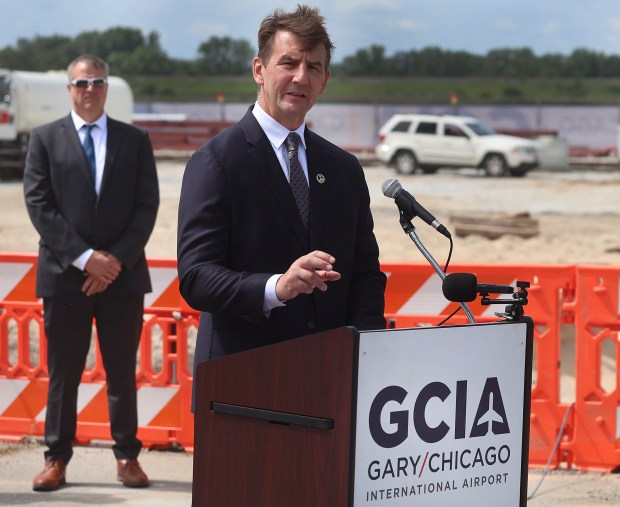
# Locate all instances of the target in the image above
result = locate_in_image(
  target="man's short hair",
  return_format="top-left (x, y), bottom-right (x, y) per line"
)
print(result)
top-left (257, 4), bottom-right (335, 68)
top-left (67, 54), bottom-right (109, 80)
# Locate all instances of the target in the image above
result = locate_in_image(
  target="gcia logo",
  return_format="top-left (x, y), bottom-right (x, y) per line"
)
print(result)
top-left (369, 377), bottom-right (510, 448)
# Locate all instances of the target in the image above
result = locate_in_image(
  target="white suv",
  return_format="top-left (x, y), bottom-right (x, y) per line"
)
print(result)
top-left (375, 114), bottom-right (539, 177)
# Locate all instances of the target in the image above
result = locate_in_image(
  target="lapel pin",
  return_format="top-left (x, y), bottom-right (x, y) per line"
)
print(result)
top-left (316, 173), bottom-right (326, 184)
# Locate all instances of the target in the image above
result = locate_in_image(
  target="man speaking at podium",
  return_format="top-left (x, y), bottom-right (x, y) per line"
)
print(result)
top-left (177, 5), bottom-right (386, 373)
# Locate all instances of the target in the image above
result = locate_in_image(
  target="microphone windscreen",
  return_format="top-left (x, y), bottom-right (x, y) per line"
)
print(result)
top-left (381, 178), bottom-right (401, 198)
top-left (442, 273), bottom-right (478, 302)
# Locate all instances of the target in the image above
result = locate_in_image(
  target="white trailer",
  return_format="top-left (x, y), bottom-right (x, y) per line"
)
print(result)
top-left (0, 69), bottom-right (133, 179)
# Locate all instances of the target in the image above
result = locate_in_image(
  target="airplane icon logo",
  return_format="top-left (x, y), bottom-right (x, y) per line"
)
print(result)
top-left (469, 378), bottom-right (510, 437)
top-left (475, 393), bottom-right (505, 434)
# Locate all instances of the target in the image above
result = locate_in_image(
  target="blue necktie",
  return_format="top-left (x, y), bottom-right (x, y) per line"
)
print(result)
top-left (82, 124), bottom-right (96, 184)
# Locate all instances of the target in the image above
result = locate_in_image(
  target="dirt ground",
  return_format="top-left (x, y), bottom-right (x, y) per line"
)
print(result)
top-left (3, 161), bottom-right (620, 265)
top-left (2, 160), bottom-right (620, 505)
top-left (3, 161), bottom-right (620, 401)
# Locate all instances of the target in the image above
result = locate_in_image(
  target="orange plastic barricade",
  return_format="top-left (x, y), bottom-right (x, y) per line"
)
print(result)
top-left (0, 254), bottom-right (44, 441)
top-left (382, 261), bottom-right (577, 469)
top-left (570, 265), bottom-right (620, 472)
top-left (0, 254), bottom-right (198, 451)
top-left (3, 253), bottom-right (620, 472)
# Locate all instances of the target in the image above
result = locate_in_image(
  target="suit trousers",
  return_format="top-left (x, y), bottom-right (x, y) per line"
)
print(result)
top-left (42, 291), bottom-right (144, 463)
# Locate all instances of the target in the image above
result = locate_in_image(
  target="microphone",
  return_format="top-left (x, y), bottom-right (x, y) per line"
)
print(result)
top-left (442, 273), bottom-right (515, 302)
top-left (381, 178), bottom-right (451, 238)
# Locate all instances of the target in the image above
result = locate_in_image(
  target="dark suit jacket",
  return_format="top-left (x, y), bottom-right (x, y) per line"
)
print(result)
top-left (177, 107), bottom-right (386, 361)
top-left (23, 114), bottom-right (159, 298)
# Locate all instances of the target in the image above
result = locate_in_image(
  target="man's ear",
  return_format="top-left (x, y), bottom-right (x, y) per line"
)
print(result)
top-left (252, 56), bottom-right (264, 86)
top-left (319, 68), bottom-right (331, 95)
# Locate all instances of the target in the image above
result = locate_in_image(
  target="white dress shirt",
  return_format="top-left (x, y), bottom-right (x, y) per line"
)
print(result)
top-left (252, 102), bottom-right (309, 312)
top-left (70, 110), bottom-right (108, 270)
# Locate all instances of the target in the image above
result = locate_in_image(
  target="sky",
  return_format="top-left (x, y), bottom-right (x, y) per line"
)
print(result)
top-left (2, 0), bottom-right (620, 62)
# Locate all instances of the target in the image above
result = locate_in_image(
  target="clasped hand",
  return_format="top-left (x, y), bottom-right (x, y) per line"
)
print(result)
top-left (82, 250), bottom-right (122, 296)
top-left (276, 250), bottom-right (341, 302)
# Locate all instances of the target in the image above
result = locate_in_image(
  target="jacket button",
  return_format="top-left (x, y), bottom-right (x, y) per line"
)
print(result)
top-left (307, 320), bottom-right (316, 330)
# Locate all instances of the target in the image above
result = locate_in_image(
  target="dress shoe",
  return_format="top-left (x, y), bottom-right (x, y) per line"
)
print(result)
top-left (117, 458), bottom-right (150, 488)
top-left (32, 459), bottom-right (67, 491)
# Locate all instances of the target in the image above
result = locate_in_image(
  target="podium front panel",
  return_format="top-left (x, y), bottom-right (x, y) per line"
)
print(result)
top-left (353, 321), bottom-right (531, 507)
top-left (192, 327), bottom-right (359, 506)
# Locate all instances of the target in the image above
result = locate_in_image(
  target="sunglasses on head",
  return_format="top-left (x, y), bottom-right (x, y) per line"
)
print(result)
top-left (70, 78), bottom-right (107, 89)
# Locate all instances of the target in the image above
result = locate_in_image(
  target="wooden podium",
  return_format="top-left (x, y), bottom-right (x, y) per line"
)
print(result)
top-left (192, 326), bottom-right (358, 506)
top-left (192, 320), bottom-right (533, 507)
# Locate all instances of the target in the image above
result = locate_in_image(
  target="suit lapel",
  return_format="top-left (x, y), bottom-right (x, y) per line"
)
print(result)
top-left (242, 112), bottom-right (309, 248)
top-left (101, 117), bottom-right (120, 194)
top-left (305, 130), bottom-right (330, 248)
top-left (61, 115), bottom-right (97, 190)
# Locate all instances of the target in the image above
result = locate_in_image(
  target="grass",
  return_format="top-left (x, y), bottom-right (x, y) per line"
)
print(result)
top-left (126, 75), bottom-right (620, 105)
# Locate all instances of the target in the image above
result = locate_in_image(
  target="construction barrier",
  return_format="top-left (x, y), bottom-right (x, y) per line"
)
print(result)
top-left (570, 265), bottom-right (620, 472)
top-left (1, 253), bottom-right (619, 472)
top-left (0, 254), bottom-right (196, 451)
top-left (383, 262), bottom-right (577, 471)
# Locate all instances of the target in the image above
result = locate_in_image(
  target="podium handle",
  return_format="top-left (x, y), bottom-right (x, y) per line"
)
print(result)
top-left (211, 402), bottom-right (334, 430)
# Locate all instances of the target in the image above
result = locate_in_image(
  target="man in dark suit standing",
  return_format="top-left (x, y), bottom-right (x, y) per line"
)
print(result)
top-left (177, 6), bottom-right (386, 372)
top-left (24, 54), bottom-right (159, 491)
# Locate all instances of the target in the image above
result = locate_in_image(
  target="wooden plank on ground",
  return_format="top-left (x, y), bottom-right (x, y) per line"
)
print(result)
top-left (450, 212), bottom-right (539, 239)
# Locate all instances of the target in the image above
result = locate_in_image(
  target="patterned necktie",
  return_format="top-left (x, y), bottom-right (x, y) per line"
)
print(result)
top-left (285, 132), bottom-right (309, 232)
top-left (82, 124), bottom-right (97, 184)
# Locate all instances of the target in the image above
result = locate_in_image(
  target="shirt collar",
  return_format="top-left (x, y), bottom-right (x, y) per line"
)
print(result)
top-left (252, 101), bottom-right (306, 150)
top-left (71, 110), bottom-right (108, 132)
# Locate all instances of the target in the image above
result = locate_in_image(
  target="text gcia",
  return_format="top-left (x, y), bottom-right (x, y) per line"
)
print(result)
top-left (369, 377), bottom-right (510, 448)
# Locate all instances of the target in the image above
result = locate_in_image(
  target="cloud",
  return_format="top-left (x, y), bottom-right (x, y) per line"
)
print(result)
top-left (543, 21), bottom-right (560, 34)
top-left (609, 17), bottom-right (620, 31)
top-left (391, 18), bottom-right (426, 33)
top-left (333, 0), bottom-right (400, 14)
top-left (490, 17), bottom-right (520, 33)
top-left (190, 21), bottom-right (230, 39)
top-left (0, 0), bottom-right (618, 62)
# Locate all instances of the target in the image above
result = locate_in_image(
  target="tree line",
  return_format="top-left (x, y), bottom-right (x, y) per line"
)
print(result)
top-left (2, 26), bottom-right (620, 79)
top-left (0, 27), bottom-right (253, 76)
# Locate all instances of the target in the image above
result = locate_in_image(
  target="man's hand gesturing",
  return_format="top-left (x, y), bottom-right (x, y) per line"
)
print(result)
top-left (275, 250), bottom-right (341, 302)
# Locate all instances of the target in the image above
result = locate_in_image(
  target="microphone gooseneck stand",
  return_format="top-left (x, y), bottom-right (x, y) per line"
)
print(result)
top-left (399, 214), bottom-right (476, 325)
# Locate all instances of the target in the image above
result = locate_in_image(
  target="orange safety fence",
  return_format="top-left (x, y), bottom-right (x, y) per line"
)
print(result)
top-left (0, 254), bottom-right (197, 451)
top-left (383, 262), bottom-right (577, 471)
top-left (569, 265), bottom-right (620, 472)
top-left (0, 253), bottom-right (619, 472)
